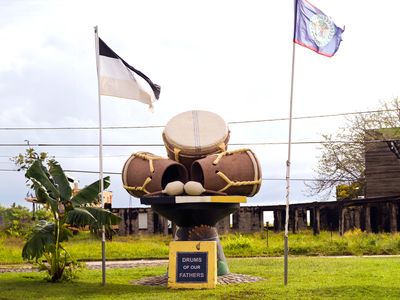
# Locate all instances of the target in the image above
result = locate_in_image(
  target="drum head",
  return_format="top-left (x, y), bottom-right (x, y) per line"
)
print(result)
top-left (163, 110), bottom-right (229, 154)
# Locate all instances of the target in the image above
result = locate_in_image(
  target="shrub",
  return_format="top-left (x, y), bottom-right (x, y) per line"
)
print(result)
top-left (223, 234), bottom-right (252, 252)
top-left (0, 204), bottom-right (42, 237)
top-left (343, 228), bottom-right (363, 238)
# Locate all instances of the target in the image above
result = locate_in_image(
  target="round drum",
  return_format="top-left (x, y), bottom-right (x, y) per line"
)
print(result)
top-left (122, 152), bottom-right (188, 198)
top-left (191, 149), bottom-right (262, 197)
top-left (162, 110), bottom-right (230, 171)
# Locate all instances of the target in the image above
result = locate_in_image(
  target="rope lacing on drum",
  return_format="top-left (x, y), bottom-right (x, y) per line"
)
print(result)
top-left (134, 152), bottom-right (165, 173)
top-left (123, 177), bottom-right (152, 194)
top-left (212, 148), bottom-right (251, 165)
top-left (212, 148), bottom-right (261, 193)
top-left (218, 143), bottom-right (227, 152)
top-left (216, 171), bottom-right (262, 193)
top-left (173, 148), bottom-right (181, 162)
top-left (123, 152), bottom-right (165, 194)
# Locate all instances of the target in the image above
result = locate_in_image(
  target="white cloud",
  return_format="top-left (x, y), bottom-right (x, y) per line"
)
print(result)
top-left (1, 0), bottom-right (400, 208)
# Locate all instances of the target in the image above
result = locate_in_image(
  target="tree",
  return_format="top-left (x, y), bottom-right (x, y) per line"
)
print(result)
top-left (11, 147), bottom-right (53, 171)
top-left (21, 158), bottom-right (120, 282)
top-left (306, 98), bottom-right (400, 200)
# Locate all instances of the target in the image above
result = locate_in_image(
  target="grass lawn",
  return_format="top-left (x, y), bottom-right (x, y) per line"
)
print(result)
top-left (2, 230), bottom-right (400, 264)
top-left (0, 256), bottom-right (399, 299)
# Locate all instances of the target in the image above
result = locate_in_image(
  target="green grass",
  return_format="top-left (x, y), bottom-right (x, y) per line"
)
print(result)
top-left (0, 234), bottom-right (25, 264)
top-left (0, 257), bottom-right (399, 299)
top-left (66, 234), bottom-right (170, 261)
top-left (1, 230), bottom-right (400, 264)
top-left (221, 229), bottom-right (400, 257)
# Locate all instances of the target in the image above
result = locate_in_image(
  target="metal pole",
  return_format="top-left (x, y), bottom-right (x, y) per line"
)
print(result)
top-left (94, 25), bottom-right (106, 286)
top-left (284, 0), bottom-right (298, 286)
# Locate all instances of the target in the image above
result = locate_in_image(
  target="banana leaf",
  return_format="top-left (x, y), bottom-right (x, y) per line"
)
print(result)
top-left (65, 207), bottom-right (97, 227)
top-left (31, 178), bottom-right (59, 213)
top-left (70, 176), bottom-right (111, 207)
top-left (26, 160), bottom-right (60, 199)
top-left (22, 221), bottom-right (72, 261)
top-left (48, 160), bottom-right (72, 203)
top-left (84, 206), bottom-right (121, 232)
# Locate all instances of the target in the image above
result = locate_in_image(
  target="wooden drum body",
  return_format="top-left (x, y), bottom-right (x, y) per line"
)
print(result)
top-left (191, 149), bottom-right (262, 196)
top-left (122, 152), bottom-right (188, 198)
top-left (162, 110), bottom-right (230, 171)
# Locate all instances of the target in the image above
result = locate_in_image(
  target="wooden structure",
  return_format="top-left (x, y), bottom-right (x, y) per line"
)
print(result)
top-left (365, 131), bottom-right (400, 197)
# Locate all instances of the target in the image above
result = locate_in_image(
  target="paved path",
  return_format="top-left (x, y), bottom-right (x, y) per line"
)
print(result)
top-left (0, 259), bottom-right (168, 273)
top-left (1, 255), bottom-right (399, 273)
top-left (85, 259), bottom-right (168, 270)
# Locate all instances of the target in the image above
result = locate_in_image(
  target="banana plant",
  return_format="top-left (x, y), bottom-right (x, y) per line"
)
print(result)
top-left (22, 159), bottom-right (120, 282)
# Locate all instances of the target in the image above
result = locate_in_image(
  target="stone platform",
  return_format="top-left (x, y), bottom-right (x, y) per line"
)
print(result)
top-left (131, 273), bottom-right (264, 286)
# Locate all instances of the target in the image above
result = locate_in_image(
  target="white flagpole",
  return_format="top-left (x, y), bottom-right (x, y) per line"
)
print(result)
top-left (94, 25), bottom-right (107, 286)
top-left (284, 0), bottom-right (298, 286)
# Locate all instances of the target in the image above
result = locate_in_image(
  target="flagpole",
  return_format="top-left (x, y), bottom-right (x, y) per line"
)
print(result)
top-left (284, 0), bottom-right (298, 286)
top-left (94, 25), bottom-right (107, 286)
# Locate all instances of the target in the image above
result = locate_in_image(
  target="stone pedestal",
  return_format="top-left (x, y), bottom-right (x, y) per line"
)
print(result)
top-left (141, 196), bottom-right (245, 276)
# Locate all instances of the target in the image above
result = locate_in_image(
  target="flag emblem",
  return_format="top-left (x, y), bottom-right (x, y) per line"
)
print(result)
top-left (309, 14), bottom-right (336, 47)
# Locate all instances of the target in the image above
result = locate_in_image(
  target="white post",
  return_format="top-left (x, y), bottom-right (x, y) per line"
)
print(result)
top-left (284, 0), bottom-right (298, 286)
top-left (94, 25), bottom-right (106, 286)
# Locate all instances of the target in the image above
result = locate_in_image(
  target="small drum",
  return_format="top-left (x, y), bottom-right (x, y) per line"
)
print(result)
top-left (191, 149), bottom-right (262, 197)
top-left (162, 110), bottom-right (230, 171)
top-left (122, 152), bottom-right (188, 198)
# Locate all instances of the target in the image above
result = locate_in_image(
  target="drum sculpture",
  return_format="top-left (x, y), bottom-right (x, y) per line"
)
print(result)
top-left (162, 110), bottom-right (230, 171)
top-left (191, 148), bottom-right (262, 197)
top-left (122, 110), bottom-right (262, 276)
top-left (122, 152), bottom-right (188, 198)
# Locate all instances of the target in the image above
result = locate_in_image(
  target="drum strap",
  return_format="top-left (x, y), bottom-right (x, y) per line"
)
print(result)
top-left (212, 148), bottom-right (251, 165)
top-left (216, 171), bottom-right (262, 193)
top-left (173, 147), bottom-right (181, 162)
top-left (134, 152), bottom-right (164, 173)
top-left (123, 177), bottom-right (152, 194)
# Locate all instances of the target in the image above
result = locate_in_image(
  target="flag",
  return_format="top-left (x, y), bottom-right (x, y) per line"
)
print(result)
top-left (98, 37), bottom-right (161, 108)
top-left (294, 0), bottom-right (344, 57)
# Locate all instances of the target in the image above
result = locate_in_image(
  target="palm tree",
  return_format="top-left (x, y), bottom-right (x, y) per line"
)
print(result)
top-left (21, 159), bottom-right (120, 282)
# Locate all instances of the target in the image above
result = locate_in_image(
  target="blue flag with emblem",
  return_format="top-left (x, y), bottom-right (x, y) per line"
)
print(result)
top-left (294, 0), bottom-right (344, 57)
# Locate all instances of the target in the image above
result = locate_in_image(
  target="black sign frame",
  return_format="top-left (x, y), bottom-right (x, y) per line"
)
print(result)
top-left (175, 251), bottom-right (208, 283)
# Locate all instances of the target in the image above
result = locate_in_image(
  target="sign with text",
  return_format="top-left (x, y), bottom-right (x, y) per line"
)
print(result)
top-left (168, 241), bottom-right (217, 289)
top-left (176, 252), bottom-right (208, 283)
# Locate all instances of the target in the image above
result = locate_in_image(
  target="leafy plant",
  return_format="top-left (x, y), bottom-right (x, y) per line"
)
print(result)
top-left (21, 159), bottom-right (120, 282)
top-left (224, 234), bottom-right (252, 251)
top-left (11, 147), bottom-right (53, 171)
top-left (0, 204), bottom-right (31, 237)
top-left (0, 204), bottom-right (51, 237)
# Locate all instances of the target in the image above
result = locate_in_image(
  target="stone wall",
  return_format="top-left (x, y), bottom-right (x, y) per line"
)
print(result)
top-left (112, 207), bottom-right (169, 235)
top-left (111, 197), bottom-right (400, 236)
top-left (232, 206), bottom-right (263, 233)
top-left (216, 215), bottom-right (230, 235)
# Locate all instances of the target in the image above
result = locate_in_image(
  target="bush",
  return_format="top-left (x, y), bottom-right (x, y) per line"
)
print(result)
top-left (0, 204), bottom-right (51, 238)
top-left (223, 234), bottom-right (252, 251)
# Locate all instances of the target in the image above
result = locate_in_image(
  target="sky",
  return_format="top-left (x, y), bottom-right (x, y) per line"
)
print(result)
top-left (1, 0), bottom-right (400, 209)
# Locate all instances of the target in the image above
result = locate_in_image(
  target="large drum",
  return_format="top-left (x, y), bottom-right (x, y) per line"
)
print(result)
top-left (162, 110), bottom-right (230, 171)
top-left (122, 152), bottom-right (188, 198)
top-left (191, 149), bottom-right (262, 197)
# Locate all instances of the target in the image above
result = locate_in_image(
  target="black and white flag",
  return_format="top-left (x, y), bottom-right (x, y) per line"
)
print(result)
top-left (98, 38), bottom-right (160, 108)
